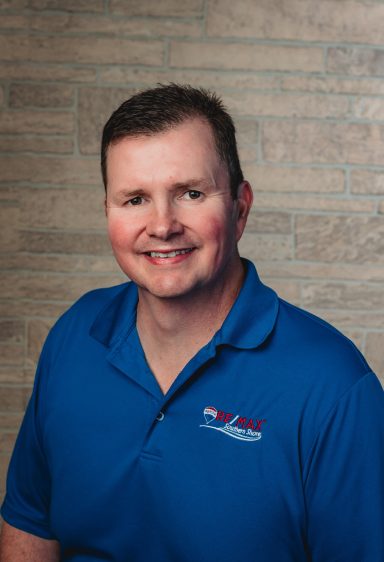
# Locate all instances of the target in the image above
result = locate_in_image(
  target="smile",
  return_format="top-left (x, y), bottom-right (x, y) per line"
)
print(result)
top-left (146, 249), bottom-right (193, 258)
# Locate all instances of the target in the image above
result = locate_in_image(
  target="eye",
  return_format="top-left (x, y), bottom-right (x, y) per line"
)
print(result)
top-left (126, 196), bottom-right (143, 206)
top-left (183, 190), bottom-right (202, 200)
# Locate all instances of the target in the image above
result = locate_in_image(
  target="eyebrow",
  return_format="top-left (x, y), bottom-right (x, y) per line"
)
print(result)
top-left (111, 178), bottom-right (215, 200)
top-left (171, 178), bottom-right (214, 190)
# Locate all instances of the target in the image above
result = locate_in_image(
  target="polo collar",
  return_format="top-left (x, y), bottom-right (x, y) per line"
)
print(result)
top-left (215, 258), bottom-right (279, 349)
top-left (89, 281), bottom-right (137, 348)
top-left (90, 259), bottom-right (279, 352)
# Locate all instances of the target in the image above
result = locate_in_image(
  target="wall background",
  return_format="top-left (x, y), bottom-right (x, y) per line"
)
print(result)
top-left (1, 0), bottom-right (384, 494)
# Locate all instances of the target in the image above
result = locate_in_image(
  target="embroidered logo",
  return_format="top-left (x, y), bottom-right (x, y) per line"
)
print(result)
top-left (200, 406), bottom-right (266, 442)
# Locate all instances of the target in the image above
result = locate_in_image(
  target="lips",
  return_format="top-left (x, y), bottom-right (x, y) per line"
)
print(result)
top-left (145, 248), bottom-right (194, 258)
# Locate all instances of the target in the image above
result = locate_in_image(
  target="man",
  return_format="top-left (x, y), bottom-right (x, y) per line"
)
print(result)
top-left (0, 84), bottom-right (383, 561)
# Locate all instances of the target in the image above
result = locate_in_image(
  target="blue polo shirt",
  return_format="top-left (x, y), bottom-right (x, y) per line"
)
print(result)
top-left (2, 260), bottom-right (384, 561)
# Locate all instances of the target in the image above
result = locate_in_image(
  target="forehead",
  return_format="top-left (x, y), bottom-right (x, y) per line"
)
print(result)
top-left (109, 118), bottom-right (216, 158)
top-left (106, 118), bottom-right (227, 187)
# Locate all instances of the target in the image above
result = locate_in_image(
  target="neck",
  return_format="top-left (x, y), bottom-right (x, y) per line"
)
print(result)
top-left (135, 259), bottom-right (245, 394)
top-left (137, 259), bottom-right (245, 346)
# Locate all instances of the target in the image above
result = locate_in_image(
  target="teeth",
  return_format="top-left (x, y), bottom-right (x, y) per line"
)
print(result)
top-left (149, 249), bottom-right (192, 258)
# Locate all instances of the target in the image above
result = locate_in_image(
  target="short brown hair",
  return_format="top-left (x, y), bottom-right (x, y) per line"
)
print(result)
top-left (101, 83), bottom-right (244, 199)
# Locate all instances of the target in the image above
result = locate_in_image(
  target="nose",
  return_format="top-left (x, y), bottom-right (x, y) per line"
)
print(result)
top-left (145, 201), bottom-right (183, 240)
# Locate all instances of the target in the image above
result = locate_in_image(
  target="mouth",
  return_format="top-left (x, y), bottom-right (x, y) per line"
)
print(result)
top-left (145, 248), bottom-right (194, 259)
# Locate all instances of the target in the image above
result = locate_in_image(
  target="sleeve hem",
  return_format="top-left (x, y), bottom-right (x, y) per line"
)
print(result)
top-left (1, 502), bottom-right (56, 541)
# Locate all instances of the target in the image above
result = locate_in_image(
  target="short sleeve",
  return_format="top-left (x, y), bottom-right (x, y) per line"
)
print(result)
top-left (304, 372), bottom-right (384, 561)
top-left (1, 345), bottom-right (55, 539)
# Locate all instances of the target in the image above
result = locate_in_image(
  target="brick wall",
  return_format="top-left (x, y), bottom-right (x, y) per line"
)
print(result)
top-left (1, 0), bottom-right (384, 494)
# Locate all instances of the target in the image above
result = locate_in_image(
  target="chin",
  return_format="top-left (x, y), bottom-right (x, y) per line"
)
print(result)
top-left (143, 284), bottom-right (191, 300)
top-left (136, 275), bottom-right (201, 300)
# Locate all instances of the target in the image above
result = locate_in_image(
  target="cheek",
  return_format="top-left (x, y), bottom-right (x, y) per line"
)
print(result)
top-left (200, 212), bottom-right (236, 248)
top-left (204, 218), bottom-right (224, 242)
top-left (107, 216), bottom-right (134, 251)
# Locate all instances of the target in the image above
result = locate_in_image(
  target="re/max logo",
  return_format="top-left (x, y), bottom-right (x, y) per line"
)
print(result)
top-left (215, 410), bottom-right (266, 432)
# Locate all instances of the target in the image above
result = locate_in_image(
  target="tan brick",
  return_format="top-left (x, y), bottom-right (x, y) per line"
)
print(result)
top-left (0, 111), bottom-right (74, 135)
top-left (222, 92), bottom-right (349, 119)
top-left (170, 41), bottom-right (324, 73)
top-left (0, 188), bottom-right (19, 205)
top-left (110, 0), bottom-right (203, 16)
top-left (29, 13), bottom-right (202, 37)
top-left (19, 230), bottom-right (111, 255)
top-left (321, 310), bottom-right (384, 330)
top-left (99, 67), bottom-right (281, 91)
top-left (262, 121), bottom-right (384, 165)
top-left (0, 62), bottom-right (96, 83)
top-left (296, 215), bottom-right (384, 264)
top-left (207, 0), bottom-right (384, 45)
top-left (351, 170), bottom-right (384, 195)
top-left (1, 272), bottom-right (126, 301)
top-left (238, 146), bottom-right (257, 164)
top-left (0, 413), bottom-right (23, 431)
top-left (0, 431), bottom-right (17, 455)
top-left (0, 455), bottom-right (11, 495)
top-left (253, 193), bottom-right (374, 214)
top-left (0, 253), bottom-right (120, 274)
top-left (0, 135), bottom-right (73, 154)
top-left (0, 386), bottom-right (29, 413)
top-left (29, 0), bottom-right (104, 11)
top-left (235, 120), bottom-right (258, 145)
top-left (245, 211), bottom-right (291, 234)
top-left (365, 332), bottom-right (384, 379)
top-left (20, 187), bottom-right (105, 230)
top-left (10, 83), bottom-right (74, 109)
top-left (301, 282), bottom-right (384, 311)
top-left (0, 344), bottom-right (24, 367)
top-left (327, 47), bottom-right (384, 77)
top-left (78, 87), bottom-right (138, 154)
top-left (258, 262), bottom-right (384, 283)
top-left (281, 76), bottom-right (384, 96)
top-left (0, 0), bottom-right (28, 8)
top-left (27, 318), bottom-right (53, 367)
top-left (0, 300), bottom-right (68, 319)
top-left (0, 0), bottom-right (94, 9)
top-left (0, 321), bottom-right (24, 345)
top-left (0, 87), bottom-right (3, 107)
top-left (0, 370), bottom-right (27, 384)
top-left (266, 279), bottom-right (300, 304)
top-left (239, 233), bottom-right (292, 261)
top-left (0, 156), bottom-right (99, 185)
top-left (0, 15), bottom-right (29, 30)
top-left (0, 206), bottom-right (20, 252)
top-left (0, 35), bottom-right (163, 66)
top-left (353, 96), bottom-right (384, 120)
top-left (244, 165), bottom-right (344, 194)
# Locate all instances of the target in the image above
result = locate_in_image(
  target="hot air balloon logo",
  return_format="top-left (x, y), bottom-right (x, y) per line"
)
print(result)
top-left (203, 406), bottom-right (217, 424)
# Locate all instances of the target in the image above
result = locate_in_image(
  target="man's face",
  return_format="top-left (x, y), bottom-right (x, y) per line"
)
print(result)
top-left (105, 118), bottom-right (252, 301)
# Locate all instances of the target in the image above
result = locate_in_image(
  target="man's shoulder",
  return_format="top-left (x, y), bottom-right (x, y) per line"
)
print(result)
top-left (47, 282), bottom-right (130, 345)
top-left (273, 297), bottom-right (371, 384)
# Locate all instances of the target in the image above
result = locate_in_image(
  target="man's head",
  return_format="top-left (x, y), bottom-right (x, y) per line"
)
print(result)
top-left (101, 83), bottom-right (244, 199)
top-left (103, 85), bottom-right (253, 302)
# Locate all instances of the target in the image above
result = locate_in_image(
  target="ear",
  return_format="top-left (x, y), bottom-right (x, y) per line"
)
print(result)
top-left (104, 196), bottom-right (108, 217)
top-left (235, 181), bottom-right (253, 241)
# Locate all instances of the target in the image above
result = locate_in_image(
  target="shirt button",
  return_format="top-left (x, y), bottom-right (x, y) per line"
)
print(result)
top-left (156, 411), bottom-right (165, 421)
